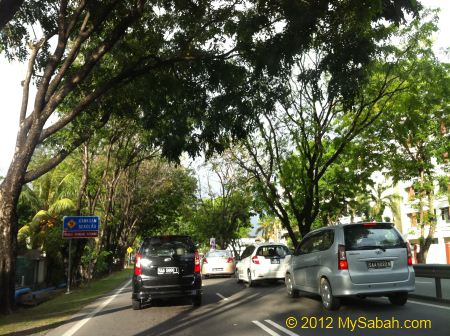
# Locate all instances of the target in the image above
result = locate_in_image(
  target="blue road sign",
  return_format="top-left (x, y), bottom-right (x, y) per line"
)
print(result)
top-left (63, 216), bottom-right (100, 238)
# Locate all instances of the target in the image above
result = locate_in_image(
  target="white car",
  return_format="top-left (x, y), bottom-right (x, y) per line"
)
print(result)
top-left (236, 243), bottom-right (292, 286)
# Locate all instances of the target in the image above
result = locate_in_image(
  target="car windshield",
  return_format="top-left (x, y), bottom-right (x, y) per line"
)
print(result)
top-left (141, 237), bottom-right (195, 257)
top-left (344, 224), bottom-right (405, 251)
top-left (206, 250), bottom-right (231, 257)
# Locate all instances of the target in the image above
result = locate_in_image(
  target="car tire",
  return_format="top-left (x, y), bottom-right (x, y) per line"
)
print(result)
top-left (388, 292), bottom-right (408, 306)
top-left (246, 269), bottom-right (254, 287)
top-left (132, 299), bottom-right (142, 310)
top-left (320, 277), bottom-right (340, 310)
top-left (286, 273), bottom-right (299, 298)
top-left (192, 294), bottom-right (202, 307)
top-left (202, 274), bottom-right (209, 280)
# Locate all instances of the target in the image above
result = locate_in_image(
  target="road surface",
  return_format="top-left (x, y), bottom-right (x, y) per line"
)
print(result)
top-left (46, 276), bottom-right (450, 336)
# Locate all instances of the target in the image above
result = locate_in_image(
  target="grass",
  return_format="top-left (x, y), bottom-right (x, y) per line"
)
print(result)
top-left (0, 268), bottom-right (132, 336)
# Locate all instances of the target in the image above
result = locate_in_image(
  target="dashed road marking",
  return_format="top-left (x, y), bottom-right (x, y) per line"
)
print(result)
top-left (252, 321), bottom-right (282, 336)
top-left (265, 320), bottom-right (300, 336)
top-left (216, 292), bottom-right (229, 301)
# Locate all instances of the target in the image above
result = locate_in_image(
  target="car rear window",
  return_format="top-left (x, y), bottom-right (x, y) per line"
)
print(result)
top-left (344, 224), bottom-right (405, 251)
top-left (206, 250), bottom-right (231, 257)
top-left (256, 245), bottom-right (290, 257)
top-left (141, 237), bottom-right (195, 257)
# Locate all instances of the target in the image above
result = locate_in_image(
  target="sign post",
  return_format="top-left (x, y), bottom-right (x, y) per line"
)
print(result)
top-left (127, 247), bottom-right (133, 267)
top-left (63, 216), bottom-right (100, 294)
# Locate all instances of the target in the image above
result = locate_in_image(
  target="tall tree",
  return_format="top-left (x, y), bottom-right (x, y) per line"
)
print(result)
top-left (233, 46), bottom-right (413, 246)
top-left (370, 15), bottom-right (450, 263)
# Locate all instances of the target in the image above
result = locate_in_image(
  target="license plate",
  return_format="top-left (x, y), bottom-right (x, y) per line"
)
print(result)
top-left (212, 268), bottom-right (223, 271)
top-left (271, 259), bottom-right (280, 264)
top-left (367, 261), bottom-right (391, 269)
top-left (157, 267), bottom-right (179, 275)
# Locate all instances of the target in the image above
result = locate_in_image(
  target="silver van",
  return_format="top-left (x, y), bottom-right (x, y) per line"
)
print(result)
top-left (285, 222), bottom-right (415, 310)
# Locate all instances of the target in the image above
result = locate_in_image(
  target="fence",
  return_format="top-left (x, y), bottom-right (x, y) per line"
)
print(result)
top-left (411, 264), bottom-right (450, 304)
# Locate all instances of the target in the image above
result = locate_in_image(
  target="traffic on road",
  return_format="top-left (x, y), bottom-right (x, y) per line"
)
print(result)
top-left (46, 229), bottom-right (449, 336)
top-left (47, 275), bottom-right (448, 336)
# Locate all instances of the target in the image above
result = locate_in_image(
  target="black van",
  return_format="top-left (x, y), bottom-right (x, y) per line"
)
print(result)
top-left (132, 235), bottom-right (202, 310)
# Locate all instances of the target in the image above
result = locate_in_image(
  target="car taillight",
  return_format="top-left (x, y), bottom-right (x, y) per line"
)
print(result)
top-left (194, 251), bottom-right (201, 273)
top-left (251, 256), bottom-right (260, 264)
top-left (338, 245), bottom-right (348, 270)
top-left (134, 254), bottom-right (142, 276)
top-left (406, 242), bottom-right (413, 265)
top-left (203, 257), bottom-right (208, 264)
top-left (226, 257), bottom-right (233, 263)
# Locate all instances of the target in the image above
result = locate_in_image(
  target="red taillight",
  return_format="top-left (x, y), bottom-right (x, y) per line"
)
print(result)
top-left (203, 257), bottom-right (208, 264)
top-left (226, 257), bottom-right (234, 263)
top-left (363, 223), bottom-right (377, 227)
top-left (134, 254), bottom-right (142, 276)
top-left (338, 245), bottom-right (348, 270)
top-left (406, 242), bottom-right (413, 265)
top-left (194, 251), bottom-right (201, 273)
top-left (339, 260), bottom-right (349, 270)
top-left (251, 256), bottom-right (260, 264)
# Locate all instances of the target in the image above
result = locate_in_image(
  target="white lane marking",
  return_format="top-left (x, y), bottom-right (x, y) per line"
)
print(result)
top-left (161, 293), bottom-right (261, 335)
top-left (415, 281), bottom-right (433, 284)
top-left (62, 279), bottom-right (132, 336)
top-left (252, 321), bottom-right (281, 336)
top-left (265, 320), bottom-right (299, 336)
top-left (409, 300), bottom-right (450, 311)
top-left (216, 292), bottom-right (229, 301)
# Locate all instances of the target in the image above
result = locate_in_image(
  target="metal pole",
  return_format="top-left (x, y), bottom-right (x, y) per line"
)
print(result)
top-left (66, 238), bottom-right (72, 294)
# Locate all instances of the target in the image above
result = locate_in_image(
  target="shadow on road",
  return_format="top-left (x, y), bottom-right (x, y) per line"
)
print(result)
top-left (131, 278), bottom-right (278, 336)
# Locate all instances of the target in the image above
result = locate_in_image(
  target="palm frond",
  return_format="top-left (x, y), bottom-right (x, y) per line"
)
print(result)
top-left (48, 198), bottom-right (76, 215)
top-left (19, 184), bottom-right (41, 211)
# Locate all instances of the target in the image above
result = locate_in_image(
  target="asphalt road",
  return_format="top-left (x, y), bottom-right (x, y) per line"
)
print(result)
top-left (47, 276), bottom-right (450, 336)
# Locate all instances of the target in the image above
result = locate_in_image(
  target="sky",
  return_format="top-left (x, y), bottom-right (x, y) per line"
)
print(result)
top-left (0, 1), bottom-right (449, 177)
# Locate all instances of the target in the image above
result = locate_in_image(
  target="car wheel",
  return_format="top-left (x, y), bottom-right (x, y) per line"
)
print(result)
top-left (192, 294), bottom-right (202, 307)
top-left (286, 273), bottom-right (299, 298)
top-left (132, 299), bottom-right (142, 310)
top-left (388, 292), bottom-right (408, 306)
top-left (320, 277), bottom-right (340, 310)
top-left (202, 274), bottom-right (209, 280)
top-left (246, 269), bottom-right (254, 287)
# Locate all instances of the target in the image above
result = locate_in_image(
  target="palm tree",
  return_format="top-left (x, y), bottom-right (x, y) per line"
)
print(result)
top-left (18, 167), bottom-right (78, 250)
top-left (256, 216), bottom-right (283, 242)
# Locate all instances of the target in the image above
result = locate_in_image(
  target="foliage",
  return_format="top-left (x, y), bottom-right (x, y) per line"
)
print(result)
top-left (256, 215), bottom-right (282, 242)
top-left (363, 12), bottom-right (450, 262)
top-left (185, 191), bottom-right (253, 251)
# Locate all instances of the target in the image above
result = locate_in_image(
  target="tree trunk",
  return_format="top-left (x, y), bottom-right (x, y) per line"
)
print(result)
top-left (0, 191), bottom-right (19, 314)
top-left (0, 164), bottom-right (26, 313)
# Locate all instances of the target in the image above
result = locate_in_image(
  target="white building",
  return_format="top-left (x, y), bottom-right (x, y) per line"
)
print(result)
top-left (395, 181), bottom-right (450, 264)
